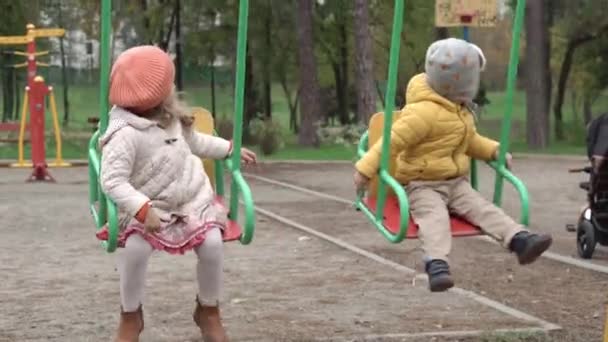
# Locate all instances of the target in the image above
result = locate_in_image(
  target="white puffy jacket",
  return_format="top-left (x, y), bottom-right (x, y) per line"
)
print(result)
top-left (100, 106), bottom-right (231, 228)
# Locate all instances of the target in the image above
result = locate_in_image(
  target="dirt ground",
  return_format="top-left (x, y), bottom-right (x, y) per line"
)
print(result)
top-left (0, 157), bottom-right (607, 341)
top-left (246, 157), bottom-right (608, 341)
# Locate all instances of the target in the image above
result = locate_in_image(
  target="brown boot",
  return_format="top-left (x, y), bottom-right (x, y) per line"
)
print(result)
top-left (115, 305), bottom-right (144, 342)
top-left (192, 297), bottom-right (228, 342)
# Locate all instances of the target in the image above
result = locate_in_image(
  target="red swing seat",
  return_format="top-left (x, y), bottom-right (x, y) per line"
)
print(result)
top-left (215, 195), bottom-right (243, 242)
top-left (363, 196), bottom-right (481, 239)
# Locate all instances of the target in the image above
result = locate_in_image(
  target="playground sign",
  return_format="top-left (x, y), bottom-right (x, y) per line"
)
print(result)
top-left (435, 0), bottom-right (498, 27)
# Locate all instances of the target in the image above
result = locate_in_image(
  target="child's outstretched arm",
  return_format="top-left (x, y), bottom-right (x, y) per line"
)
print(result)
top-left (183, 128), bottom-right (258, 165)
top-left (100, 130), bottom-right (153, 223)
top-left (466, 125), bottom-right (499, 162)
top-left (354, 106), bottom-right (434, 189)
top-left (183, 128), bottom-right (233, 160)
top-left (466, 126), bottom-right (513, 168)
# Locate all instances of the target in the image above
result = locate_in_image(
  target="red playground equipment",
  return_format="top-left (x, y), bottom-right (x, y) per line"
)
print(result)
top-left (20, 76), bottom-right (56, 182)
top-left (0, 24), bottom-right (71, 181)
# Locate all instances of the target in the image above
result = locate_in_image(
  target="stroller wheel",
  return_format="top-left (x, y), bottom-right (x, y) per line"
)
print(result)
top-left (577, 220), bottom-right (597, 259)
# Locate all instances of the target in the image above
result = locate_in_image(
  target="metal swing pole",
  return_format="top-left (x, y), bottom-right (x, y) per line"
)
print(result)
top-left (375, 0), bottom-right (405, 223)
top-left (462, 25), bottom-right (480, 191)
top-left (492, 0), bottom-right (525, 206)
top-left (98, 0), bottom-right (111, 134)
top-left (226, 0), bottom-right (255, 244)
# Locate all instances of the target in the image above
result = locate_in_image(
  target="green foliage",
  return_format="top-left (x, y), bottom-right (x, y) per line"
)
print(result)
top-left (0, 2), bottom-right (26, 35)
top-left (250, 118), bottom-right (283, 155)
top-left (317, 124), bottom-right (366, 147)
top-left (215, 117), bottom-right (234, 140)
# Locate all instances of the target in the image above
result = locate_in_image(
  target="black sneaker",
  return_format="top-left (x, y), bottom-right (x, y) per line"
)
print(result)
top-left (425, 259), bottom-right (454, 292)
top-left (509, 231), bottom-right (553, 265)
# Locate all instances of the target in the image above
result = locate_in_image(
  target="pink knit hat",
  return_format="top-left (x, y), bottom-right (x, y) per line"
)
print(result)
top-left (109, 45), bottom-right (175, 113)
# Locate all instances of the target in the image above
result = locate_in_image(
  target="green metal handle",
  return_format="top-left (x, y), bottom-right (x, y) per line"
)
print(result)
top-left (213, 151), bottom-right (225, 197)
top-left (88, 129), bottom-right (119, 252)
top-left (225, 159), bottom-right (255, 244)
top-left (355, 170), bottom-right (410, 243)
top-left (88, 131), bottom-right (101, 209)
top-left (357, 131), bottom-right (369, 159)
top-left (105, 196), bottom-right (119, 252)
top-left (488, 161), bottom-right (530, 227)
top-left (356, 131), bottom-right (409, 242)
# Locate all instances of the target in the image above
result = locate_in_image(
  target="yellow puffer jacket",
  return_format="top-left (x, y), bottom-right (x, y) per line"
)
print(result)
top-left (356, 73), bottom-right (499, 184)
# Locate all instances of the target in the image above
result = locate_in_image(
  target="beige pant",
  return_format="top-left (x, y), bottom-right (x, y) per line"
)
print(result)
top-left (406, 177), bottom-right (524, 262)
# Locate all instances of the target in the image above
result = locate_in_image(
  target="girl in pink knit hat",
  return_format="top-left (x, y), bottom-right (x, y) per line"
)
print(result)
top-left (97, 45), bottom-right (256, 342)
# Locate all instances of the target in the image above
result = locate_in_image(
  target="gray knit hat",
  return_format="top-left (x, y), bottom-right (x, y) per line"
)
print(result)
top-left (424, 38), bottom-right (486, 104)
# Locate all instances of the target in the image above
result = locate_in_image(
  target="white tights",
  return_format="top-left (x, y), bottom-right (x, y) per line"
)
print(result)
top-left (117, 228), bottom-right (224, 312)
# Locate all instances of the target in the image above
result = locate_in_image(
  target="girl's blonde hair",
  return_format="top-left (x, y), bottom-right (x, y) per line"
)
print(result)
top-left (144, 87), bottom-right (194, 128)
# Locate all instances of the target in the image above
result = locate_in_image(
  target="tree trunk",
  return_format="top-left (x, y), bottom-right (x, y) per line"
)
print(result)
top-left (210, 64), bottom-right (216, 118)
top-left (139, 0), bottom-right (152, 44)
top-left (2, 53), bottom-right (15, 122)
top-left (524, 0), bottom-right (550, 148)
top-left (262, 0), bottom-right (272, 119)
top-left (353, 0), bottom-right (376, 124)
top-left (554, 25), bottom-right (608, 140)
top-left (544, 0), bottom-right (553, 114)
top-left (332, 62), bottom-right (348, 125)
top-left (279, 75), bottom-right (299, 133)
top-left (158, 0), bottom-right (175, 51)
top-left (58, 2), bottom-right (69, 126)
top-left (554, 42), bottom-right (581, 141)
top-left (13, 71), bottom-right (19, 121)
top-left (338, 17), bottom-right (349, 124)
top-left (583, 95), bottom-right (593, 125)
top-left (244, 48), bottom-right (259, 142)
top-left (296, 0), bottom-right (321, 146)
top-left (174, 0), bottom-right (183, 91)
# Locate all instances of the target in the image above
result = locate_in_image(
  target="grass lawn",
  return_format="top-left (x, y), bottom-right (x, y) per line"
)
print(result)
top-left (0, 82), bottom-right (604, 161)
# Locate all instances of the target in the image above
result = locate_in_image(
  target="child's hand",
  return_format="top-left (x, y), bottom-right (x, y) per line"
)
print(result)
top-left (354, 171), bottom-right (370, 193)
top-left (241, 147), bottom-right (257, 165)
top-left (493, 150), bottom-right (513, 170)
top-left (144, 209), bottom-right (161, 234)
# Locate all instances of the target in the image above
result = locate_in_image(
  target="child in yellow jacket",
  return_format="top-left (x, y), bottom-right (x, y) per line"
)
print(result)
top-left (354, 38), bottom-right (552, 292)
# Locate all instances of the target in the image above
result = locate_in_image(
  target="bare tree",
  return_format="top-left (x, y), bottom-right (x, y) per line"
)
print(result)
top-left (296, 0), bottom-right (321, 146)
top-left (353, 0), bottom-right (376, 124)
top-left (524, 0), bottom-right (550, 148)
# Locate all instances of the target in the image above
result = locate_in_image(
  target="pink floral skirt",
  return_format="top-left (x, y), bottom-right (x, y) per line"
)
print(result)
top-left (96, 201), bottom-right (227, 255)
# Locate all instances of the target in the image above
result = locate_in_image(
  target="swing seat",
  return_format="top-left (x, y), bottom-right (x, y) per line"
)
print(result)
top-left (356, 111), bottom-right (483, 242)
top-left (215, 195), bottom-right (243, 242)
top-left (363, 196), bottom-right (481, 239)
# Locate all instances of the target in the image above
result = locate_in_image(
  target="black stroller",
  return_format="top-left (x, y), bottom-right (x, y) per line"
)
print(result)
top-left (570, 113), bottom-right (608, 258)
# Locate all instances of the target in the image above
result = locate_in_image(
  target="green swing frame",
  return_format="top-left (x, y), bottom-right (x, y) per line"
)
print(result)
top-left (88, 0), bottom-right (255, 253)
top-left (355, 0), bottom-right (530, 243)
